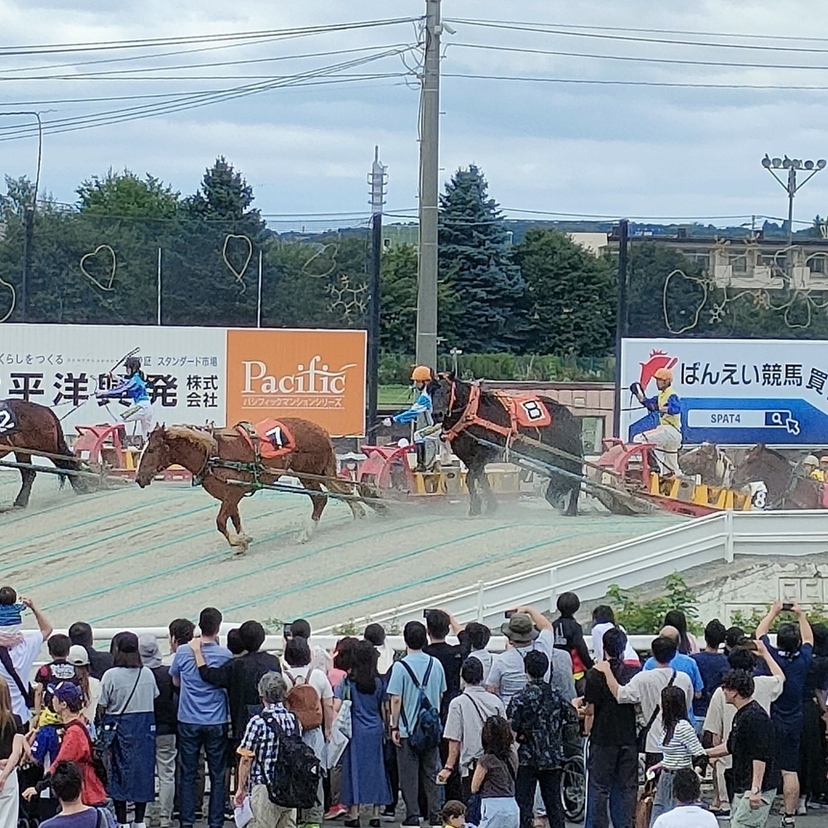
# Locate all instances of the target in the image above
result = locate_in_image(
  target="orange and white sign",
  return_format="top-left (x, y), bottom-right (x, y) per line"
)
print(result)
top-left (0, 324), bottom-right (366, 438)
top-left (226, 329), bottom-right (366, 436)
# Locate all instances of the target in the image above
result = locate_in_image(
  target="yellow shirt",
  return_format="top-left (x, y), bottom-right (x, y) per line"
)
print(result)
top-left (811, 469), bottom-right (826, 482)
top-left (657, 385), bottom-right (682, 430)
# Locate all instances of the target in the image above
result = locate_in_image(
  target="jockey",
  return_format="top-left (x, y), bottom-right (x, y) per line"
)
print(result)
top-left (383, 365), bottom-right (439, 471)
top-left (95, 355), bottom-right (154, 439)
top-left (803, 455), bottom-right (823, 481)
top-left (631, 366), bottom-right (683, 476)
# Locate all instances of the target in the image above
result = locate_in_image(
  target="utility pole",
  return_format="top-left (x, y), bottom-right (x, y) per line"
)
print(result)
top-left (20, 206), bottom-right (34, 321)
top-left (612, 219), bottom-right (629, 439)
top-left (416, 0), bottom-right (441, 369)
top-left (367, 146), bottom-right (387, 432)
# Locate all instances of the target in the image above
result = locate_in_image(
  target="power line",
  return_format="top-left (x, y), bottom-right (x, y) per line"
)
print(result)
top-left (447, 18), bottom-right (828, 55)
top-left (0, 18), bottom-right (420, 56)
top-left (444, 72), bottom-right (828, 90)
top-left (452, 41), bottom-right (828, 71)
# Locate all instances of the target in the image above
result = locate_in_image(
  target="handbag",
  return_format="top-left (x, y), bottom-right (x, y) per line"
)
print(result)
top-left (635, 778), bottom-right (656, 828)
top-left (327, 679), bottom-right (352, 769)
top-left (0, 646), bottom-right (32, 707)
top-left (96, 669), bottom-right (142, 758)
top-left (635, 669), bottom-right (676, 754)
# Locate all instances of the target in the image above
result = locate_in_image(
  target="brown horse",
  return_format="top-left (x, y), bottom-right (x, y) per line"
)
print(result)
top-left (680, 442), bottom-right (735, 488)
top-left (732, 443), bottom-right (821, 509)
top-left (135, 420), bottom-right (377, 553)
top-left (0, 399), bottom-right (89, 508)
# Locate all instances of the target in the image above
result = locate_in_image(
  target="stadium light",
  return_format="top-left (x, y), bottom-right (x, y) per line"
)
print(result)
top-left (762, 153), bottom-right (826, 247)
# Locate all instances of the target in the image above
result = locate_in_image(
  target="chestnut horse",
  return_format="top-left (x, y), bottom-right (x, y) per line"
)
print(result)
top-left (0, 399), bottom-right (89, 508)
top-left (732, 443), bottom-right (821, 510)
top-left (135, 420), bottom-right (377, 553)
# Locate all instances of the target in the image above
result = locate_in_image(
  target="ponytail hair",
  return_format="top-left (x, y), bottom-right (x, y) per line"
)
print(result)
top-left (602, 626), bottom-right (628, 683)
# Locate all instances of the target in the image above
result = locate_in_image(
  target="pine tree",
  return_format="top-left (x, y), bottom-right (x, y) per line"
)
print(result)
top-left (438, 165), bottom-right (526, 352)
top-left (515, 228), bottom-right (615, 356)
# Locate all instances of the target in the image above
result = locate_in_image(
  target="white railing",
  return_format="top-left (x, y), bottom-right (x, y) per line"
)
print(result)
top-left (315, 510), bottom-right (828, 633)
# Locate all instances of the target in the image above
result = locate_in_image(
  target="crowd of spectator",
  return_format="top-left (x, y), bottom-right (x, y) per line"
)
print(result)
top-left (0, 586), bottom-right (822, 828)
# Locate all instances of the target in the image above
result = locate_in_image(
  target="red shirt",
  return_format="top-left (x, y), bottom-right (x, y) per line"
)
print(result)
top-left (56, 722), bottom-right (107, 806)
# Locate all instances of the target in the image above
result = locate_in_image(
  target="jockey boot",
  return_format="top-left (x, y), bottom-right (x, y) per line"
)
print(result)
top-left (415, 442), bottom-right (427, 472)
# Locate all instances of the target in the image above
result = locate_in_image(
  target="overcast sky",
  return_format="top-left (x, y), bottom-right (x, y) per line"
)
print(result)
top-left (3, 0), bottom-right (828, 229)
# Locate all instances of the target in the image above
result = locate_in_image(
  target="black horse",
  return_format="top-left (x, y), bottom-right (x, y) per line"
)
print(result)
top-left (432, 375), bottom-right (584, 516)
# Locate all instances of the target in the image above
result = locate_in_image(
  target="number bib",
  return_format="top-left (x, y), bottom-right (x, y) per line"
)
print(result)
top-left (0, 403), bottom-right (18, 436)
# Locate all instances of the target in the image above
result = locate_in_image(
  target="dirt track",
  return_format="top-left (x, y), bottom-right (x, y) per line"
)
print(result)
top-left (0, 469), bottom-right (683, 631)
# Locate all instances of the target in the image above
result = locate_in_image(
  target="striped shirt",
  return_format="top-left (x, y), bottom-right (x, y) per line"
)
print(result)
top-left (658, 719), bottom-right (704, 770)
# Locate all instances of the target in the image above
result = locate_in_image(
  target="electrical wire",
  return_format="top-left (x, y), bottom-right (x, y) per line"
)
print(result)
top-left (444, 72), bottom-right (828, 90)
top-left (0, 18), bottom-right (420, 56)
top-left (447, 18), bottom-right (828, 55)
top-left (452, 42), bottom-right (828, 72)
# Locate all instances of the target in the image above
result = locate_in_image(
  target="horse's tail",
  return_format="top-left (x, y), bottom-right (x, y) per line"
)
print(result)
top-left (50, 412), bottom-right (89, 494)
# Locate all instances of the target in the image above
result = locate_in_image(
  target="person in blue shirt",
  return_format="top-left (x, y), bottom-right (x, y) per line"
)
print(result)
top-left (383, 365), bottom-right (439, 471)
top-left (642, 626), bottom-right (703, 728)
top-left (755, 600), bottom-right (814, 826)
top-left (631, 367), bottom-right (683, 476)
top-left (171, 607), bottom-right (232, 828)
top-left (95, 355), bottom-right (154, 440)
top-left (691, 619), bottom-right (728, 724)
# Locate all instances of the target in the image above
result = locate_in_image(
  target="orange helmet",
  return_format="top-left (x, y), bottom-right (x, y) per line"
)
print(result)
top-left (411, 365), bottom-right (432, 382)
top-left (654, 367), bottom-right (673, 383)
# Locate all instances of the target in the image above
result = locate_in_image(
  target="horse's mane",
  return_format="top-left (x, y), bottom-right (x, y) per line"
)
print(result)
top-left (165, 425), bottom-right (216, 454)
top-left (752, 443), bottom-right (788, 464)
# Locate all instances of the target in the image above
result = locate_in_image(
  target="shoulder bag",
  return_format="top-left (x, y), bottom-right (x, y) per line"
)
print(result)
top-left (97, 668), bottom-right (142, 752)
top-left (635, 669), bottom-right (676, 755)
top-left (326, 679), bottom-right (352, 769)
top-left (0, 646), bottom-right (32, 707)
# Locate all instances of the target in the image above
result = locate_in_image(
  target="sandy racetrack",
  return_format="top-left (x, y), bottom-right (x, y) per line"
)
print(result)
top-left (0, 469), bottom-right (683, 631)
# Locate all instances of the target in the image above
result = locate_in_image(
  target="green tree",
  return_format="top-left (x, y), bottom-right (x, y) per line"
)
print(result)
top-left (515, 227), bottom-right (615, 356)
top-left (380, 242), bottom-right (418, 352)
top-left (438, 165), bottom-right (526, 352)
top-left (76, 169), bottom-right (180, 218)
top-left (185, 156), bottom-right (262, 229)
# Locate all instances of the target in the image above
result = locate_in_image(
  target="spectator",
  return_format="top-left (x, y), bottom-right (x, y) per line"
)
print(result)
top-left (650, 685), bottom-right (705, 824)
top-left (582, 627), bottom-right (639, 828)
top-left (469, 716), bottom-right (519, 828)
top-left (193, 620), bottom-right (281, 748)
top-left (334, 640), bottom-right (392, 827)
top-left (285, 619), bottom-right (331, 675)
top-left (283, 636), bottom-right (330, 828)
top-left (234, 672), bottom-right (298, 828)
top-left (169, 618), bottom-right (195, 653)
top-left (486, 606), bottom-right (575, 707)
top-left (643, 626), bottom-right (704, 721)
top-left (663, 610), bottom-right (699, 654)
top-left (507, 651), bottom-right (576, 828)
top-left (34, 634), bottom-right (78, 725)
top-left (552, 591), bottom-right (593, 694)
top-left (67, 623), bottom-right (112, 680)
top-left (706, 669), bottom-right (780, 828)
top-left (651, 768), bottom-right (717, 828)
top-left (439, 657), bottom-right (506, 799)
top-left (37, 760), bottom-right (100, 828)
top-left (756, 600), bottom-right (814, 826)
top-left (457, 623), bottom-right (492, 678)
top-left (0, 594), bottom-right (52, 725)
top-left (424, 611), bottom-right (463, 802)
top-left (66, 646), bottom-right (101, 732)
top-left (364, 624), bottom-right (395, 676)
top-left (589, 606), bottom-right (639, 664)
top-left (171, 607), bottom-right (232, 828)
top-left (440, 800), bottom-right (466, 828)
top-left (724, 626), bottom-right (746, 655)
top-left (799, 623), bottom-right (828, 812)
top-left (328, 637), bottom-right (359, 691)
top-left (99, 632), bottom-right (158, 828)
top-left (0, 676), bottom-right (25, 828)
top-left (24, 683), bottom-right (107, 808)
top-left (702, 640), bottom-right (785, 819)
top-left (140, 634), bottom-right (177, 828)
top-left (387, 621), bottom-right (446, 827)
top-left (227, 629), bottom-right (245, 657)
top-left (691, 619), bottom-right (728, 725)
top-left (595, 636), bottom-right (693, 767)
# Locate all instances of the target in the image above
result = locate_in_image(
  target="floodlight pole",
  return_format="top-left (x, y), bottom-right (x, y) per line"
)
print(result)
top-left (367, 146), bottom-right (387, 432)
top-left (762, 155), bottom-right (825, 249)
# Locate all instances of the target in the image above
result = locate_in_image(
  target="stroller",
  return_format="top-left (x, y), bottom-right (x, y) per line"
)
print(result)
top-left (561, 720), bottom-right (586, 823)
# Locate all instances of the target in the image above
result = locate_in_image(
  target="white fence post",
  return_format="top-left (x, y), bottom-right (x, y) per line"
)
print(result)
top-left (476, 581), bottom-right (485, 621)
top-left (549, 566), bottom-right (557, 613)
top-left (724, 511), bottom-right (734, 563)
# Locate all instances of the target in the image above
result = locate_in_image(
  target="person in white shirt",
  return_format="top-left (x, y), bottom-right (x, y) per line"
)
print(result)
top-left (364, 623), bottom-right (396, 676)
top-left (595, 636), bottom-right (693, 765)
top-left (702, 640), bottom-right (785, 819)
top-left (590, 606), bottom-right (640, 664)
top-left (652, 768), bottom-right (717, 828)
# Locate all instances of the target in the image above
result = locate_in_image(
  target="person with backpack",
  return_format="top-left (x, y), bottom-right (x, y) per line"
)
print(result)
top-left (283, 637), bottom-right (331, 828)
top-left (387, 621), bottom-right (446, 827)
top-left (236, 672), bottom-right (322, 828)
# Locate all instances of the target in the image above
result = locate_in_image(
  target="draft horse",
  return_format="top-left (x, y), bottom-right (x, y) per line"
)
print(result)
top-left (135, 419), bottom-right (379, 553)
top-left (732, 443), bottom-right (821, 510)
top-left (0, 399), bottom-right (89, 509)
top-left (433, 375), bottom-right (584, 516)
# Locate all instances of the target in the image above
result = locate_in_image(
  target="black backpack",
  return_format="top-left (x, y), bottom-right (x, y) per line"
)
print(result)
top-left (262, 713), bottom-right (322, 809)
top-left (399, 658), bottom-right (442, 754)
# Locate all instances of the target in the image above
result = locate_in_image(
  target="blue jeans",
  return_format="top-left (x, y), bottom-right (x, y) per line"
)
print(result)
top-left (178, 722), bottom-right (228, 828)
top-left (585, 743), bottom-right (638, 828)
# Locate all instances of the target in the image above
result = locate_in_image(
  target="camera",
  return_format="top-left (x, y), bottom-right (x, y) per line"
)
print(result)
top-left (782, 602), bottom-right (794, 612)
top-left (504, 610), bottom-right (515, 619)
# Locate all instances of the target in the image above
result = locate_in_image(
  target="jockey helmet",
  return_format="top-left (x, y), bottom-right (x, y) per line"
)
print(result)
top-left (125, 356), bottom-right (142, 374)
top-left (653, 367), bottom-right (673, 383)
top-left (411, 365), bottom-right (432, 382)
top-left (804, 455), bottom-right (819, 467)
top-left (821, 456), bottom-right (828, 464)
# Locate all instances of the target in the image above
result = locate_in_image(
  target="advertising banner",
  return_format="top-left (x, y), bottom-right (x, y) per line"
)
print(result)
top-left (621, 337), bottom-right (828, 446)
top-left (0, 324), bottom-right (366, 437)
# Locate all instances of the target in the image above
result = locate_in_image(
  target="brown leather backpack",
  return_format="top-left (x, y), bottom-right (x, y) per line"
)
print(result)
top-left (285, 667), bottom-right (324, 730)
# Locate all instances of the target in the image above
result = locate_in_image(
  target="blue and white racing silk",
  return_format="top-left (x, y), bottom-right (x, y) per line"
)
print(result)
top-left (392, 388), bottom-right (433, 430)
top-left (101, 373), bottom-right (150, 403)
